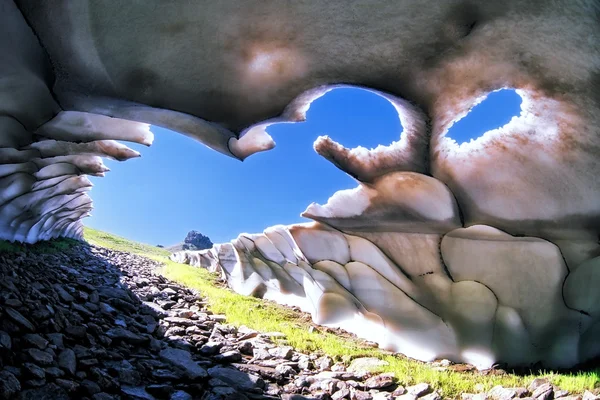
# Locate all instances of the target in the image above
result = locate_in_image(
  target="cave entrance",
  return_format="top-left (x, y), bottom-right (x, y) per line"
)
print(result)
top-left (445, 88), bottom-right (522, 145)
top-left (86, 87), bottom-right (404, 246)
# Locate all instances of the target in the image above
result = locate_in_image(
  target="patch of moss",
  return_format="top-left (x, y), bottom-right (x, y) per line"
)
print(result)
top-left (0, 237), bottom-right (80, 254)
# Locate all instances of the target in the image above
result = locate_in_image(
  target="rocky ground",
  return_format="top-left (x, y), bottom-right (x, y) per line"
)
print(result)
top-left (0, 243), bottom-right (598, 400)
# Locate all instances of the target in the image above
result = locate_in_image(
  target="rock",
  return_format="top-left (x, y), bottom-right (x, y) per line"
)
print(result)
top-left (332, 388), bottom-right (351, 399)
top-left (0, 331), bottom-right (12, 349)
top-left (531, 383), bottom-right (553, 400)
top-left (275, 364), bottom-right (296, 377)
top-left (81, 379), bottom-right (102, 395)
top-left (372, 392), bottom-right (393, 400)
top-left (58, 349), bottom-right (77, 375)
top-left (23, 334), bottom-right (48, 350)
top-left (5, 308), bottom-right (35, 331)
top-left (170, 390), bottom-right (193, 400)
top-left (364, 373), bottom-right (395, 390)
top-left (44, 367), bottom-right (64, 379)
top-left (97, 287), bottom-right (133, 303)
top-left (121, 386), bottom-right (157, 400)
top-left (209, 315), bottom-right (227, 323)
top-left (141, 301), bottom-right (169, 318)
top-left (421, 392), bottom-right (443, 400)
top-left (145, 384), bottom-right (175, 398)
top-left (54, 379), bottom-right (79, 393)
top-left (152, 369), bottom-right (183, 381)
top-left (298, 355), bottom-right (314, 370)
top-left (25, 348), bottom-right (54, 366)
top-left (238, 341), bottom-right (254, 355)
top-left (208, 366), bottom-right (265, 392)
top-left (271, 346), bottom-right (294, 360)
top-left (406, 383), bottom-right (432, 397)
top-left (64, 325), bottom-right (86, 339)
top-left (23, 363), bottom-right (45, 380)
top-left (17, 383), bottom-right (69, 400)
top-left (214, 350), bottom-right (242, 363)
top-left (159, 348), bottom-right (208, 379)
top-left (0, 370), bottom-right (21, 399)
top-left (114, 363), bottom-right (141, 386)
top-left (583, 392), bottom-right (600, 400)
top-left (488, 386), bottom-right (529, 400)
top-left (53, 285), bottom-right (75, 302)
top-left (316, 356), bottom-right (334, 371)
top-left (105, 327), bottom-right (148, 344)
top-left (46, 333), bottom-right (64, 348)
top-left (182, 231), bottom-right (213, 251)
top-left (347, 358), bottom-right (389, 373)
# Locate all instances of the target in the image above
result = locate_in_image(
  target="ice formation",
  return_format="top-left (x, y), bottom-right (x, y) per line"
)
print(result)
top-left (1, 0), bottom-right (599, 368)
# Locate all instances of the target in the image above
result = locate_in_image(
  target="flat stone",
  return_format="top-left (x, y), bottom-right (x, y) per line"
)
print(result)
top-left (0, 330), bottom-right (12, 349)
top-left (214, 350), bottom-right (242, 363)
top-left (99, 302), bottom-right (118, 315)
top-left (364, 373), bottom-right (395, 390)
top-left (23, 334), bottom-right (48, 350)
top-left (169, 390), bottom-right (193, 400)
top-left (53, 284), bottom-right (75, 302)
top-left (64, 325), bottom-right (87, 338)
top-left (45, 333), bottom-right (64, 348)
top-left (105, 327), bottom-right (148, 344)
top-left (23, 363), bottom-right (45, 380)
top-left (121, 386), bottom-right (157, 400)
top-left (98, 287), bottom-right (133, 302)
top-left (58, 349), bottom-right (77, 375)
top-left (159, 348), bottom-right (208, 379)
top-left (407, 383), bottom-right (432, 397)
top-left (5, 307), bottom-right (35, 331)
top-left (25, 348), bottom-right (54, 366)
top-left (489, 386), bottom-right (529, 400)
top-left (528, 379), bottom-right (550, 392)
top-left (81, 379), bottom-right (102, 395)
top-left (145, 384), bottom-right (175, 398)
top-left (531, 383), bottom-right (553, 400)
top-left (72, 303), bottom-right (94, 316)
top-left (275, 364), bottom-right (295, 377)
top-left (0, 370), bottom-right (21, 398)
top-left (208, 365), bottom-right (265, 392)
top-left (200, 341), bottom-right (223, 355)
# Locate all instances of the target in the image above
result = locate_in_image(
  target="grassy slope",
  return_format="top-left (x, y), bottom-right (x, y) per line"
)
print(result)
top-left (82, 227), bottom-right (599, 397)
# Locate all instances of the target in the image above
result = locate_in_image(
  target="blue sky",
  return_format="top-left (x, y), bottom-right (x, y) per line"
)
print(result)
top-left (86, 87), bottom-right (522, 246)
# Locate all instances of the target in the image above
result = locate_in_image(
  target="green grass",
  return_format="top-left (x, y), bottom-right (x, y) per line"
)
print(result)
top-left (85, 227), bottom-right (171, 258)
top-left (0, 237), bottom-right (80, 254)
top-left (82, 227), bottom-right (600, 398)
